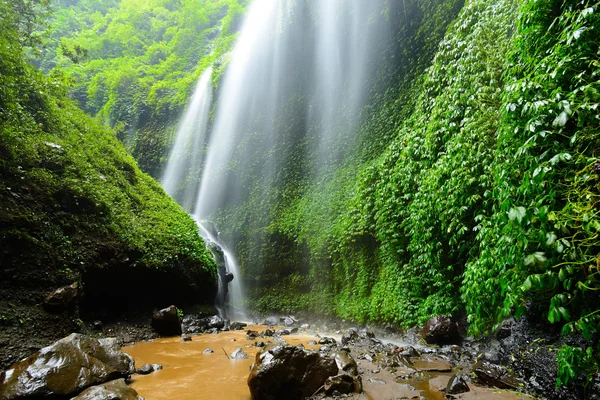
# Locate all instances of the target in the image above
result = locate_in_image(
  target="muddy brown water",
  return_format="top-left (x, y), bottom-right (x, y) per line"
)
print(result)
top-left (123, 325), bottom-right (533, 400)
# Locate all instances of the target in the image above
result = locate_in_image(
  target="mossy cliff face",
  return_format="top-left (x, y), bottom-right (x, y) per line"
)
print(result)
top-left (0, 1), bottom-right (216, 330)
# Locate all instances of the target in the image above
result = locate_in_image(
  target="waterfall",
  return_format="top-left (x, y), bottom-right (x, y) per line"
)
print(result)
top-left (163, 0), bottom-right (391, 316)
top-left (161, 67), bottom-right (213, 212)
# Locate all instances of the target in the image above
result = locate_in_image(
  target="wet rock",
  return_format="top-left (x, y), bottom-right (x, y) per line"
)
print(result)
top-left (333, 349), bottom-right (358, 376)
top-left (263, 329), bottom-right (275, 337)
top-left (277, 329), bottom-right (292, 336)
top-left (473, 359), bottom-right (521, 390)
top-left (446, 373), bottom-right (470, 395)
top-left (71, 379), bottom-right (143, 400)
top-left (398, 346), bottom-right (420, 357)
top-left (324, 374), bottom-right (357, 395)
top-left (255, 342), bottom-right (266, 348)
top-left (307, 340), bottom-right (318, 345)
top-left (247, 330), bottom-right (259, 339)
top-left (360, 329), bottom-right (376, 340)
top-left (341, 328), bottom-right (359, 345)
top-left (231, 347), bottom-right (250, 360)
top-left (496, 319), bottom-right (514, 340)
top-left (0, 334), bottom-right (134, 400)
top-left (43, 282), bottom-right (78, 313)
top-left (203, 349), bottom-right (214, 354)
top-left (248, 345), bottom-right (338, 400)
top-left (136, 364), bottom-right (163, 375)
top-left (301, 324), bottom-right (310, 329)
top-left (151, 305), bottom-right (182, 336)
top-left (318, 337), bottom-right (336, 345)
top-left (319, 346), bottom-right (331, 354)
top-left (283, 317), bottom-right (295, 327)
top-left (422, 316), bottom-right (460, 345)
top-left (181, 334), bottom-right (192, 342)
top-left (206, 328), bottom-right (219, 334)
top-left (201, 315), bottom-right (225, 330)
top-left (264, 316), bottom-right (278, 326)
top-left (413, 355), bottom-right (452, 372)
top-left (230, 322), bottom-right (247, 330)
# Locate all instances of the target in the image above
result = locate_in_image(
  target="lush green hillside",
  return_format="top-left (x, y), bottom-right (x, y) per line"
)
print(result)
top-left (0, 0), bottom-right (216, 317)
top-left (36, 0), bottom-right (246, 176)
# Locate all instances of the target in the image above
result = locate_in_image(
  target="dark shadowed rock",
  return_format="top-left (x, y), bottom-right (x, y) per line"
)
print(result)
top-left (446, 373), bottom-right (470, 395)
top-left (231, 347), bottom-right (249, 360)
top-left (324, 374), bottom-right (355, 395)
top-left (318, 337), bottom-right (336, 345)
top-left (43, 282), bottom-right (79, 313)
top-left (422, 316), bottom-right (460, 345)
top-left (71, 379), bottom-right (143, 400)
top-left (473, 360), bottom-right (521, 390)
top-left (342, 329), bottom-right (359, 345)
top-left (181, 334), bottom-right (192, 342)
top-left (230, 322), bottom-right (247, 330)
top-left (0, 334), bottom-right (134, 400)
top-left (151, 305), bottom-right (182, 336)
top-left (247, 345), bottom-right (338, 400)
top-left (136, 364), bottom-right (162, 375)
top-left (200, 315), bottom-right (225, 330)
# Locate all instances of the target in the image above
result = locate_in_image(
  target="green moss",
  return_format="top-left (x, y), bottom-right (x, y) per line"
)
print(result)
top-left (0, 1), bottom-right (216, 308)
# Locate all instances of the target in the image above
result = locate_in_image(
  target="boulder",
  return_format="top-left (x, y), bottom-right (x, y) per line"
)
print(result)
top-left (200, 315), bottom-right (225, 330)
top-left (359, 329), bottom-right (376, 340)
top-left (341, 329), bottom-right (359, 345)
top-left (283, 317), bottom-right (295, 327)
top-left (247, 345), bottom-right (338, 400)
top-left (324, 374), bottom-right (355, 395)
top-left (230, 322), bottom-right (247, 330)
top-left (333, 349), bottom-right (358, 376)
top-left (71, 379), bottom-right (143, 400)
top-left (421, 316), bottom-right (460, 345)
top-left (446, 373), bottom-right (470, 395)
top-left (318, 337), bottom-right (336, 345)
top-left (264, 316), bottom-right (278, 326)
top-left (151, 305), bottom-right (182, 336)
top-left (43, 282), bottom-right (78, 313)
top-left (136, 364), bottom-right (162, 375)
top-left (473, 360), bottom-right (521, 390)
top-left (231, 347), bottom-right (250, 360)
top-left (0, 334), bottom-right (135, 400)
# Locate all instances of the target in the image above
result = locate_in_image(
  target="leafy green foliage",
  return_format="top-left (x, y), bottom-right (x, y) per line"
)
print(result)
top-left (0, 0), bottom-right (216, 305)
top-left (34, 0), bottom-right (246, 176)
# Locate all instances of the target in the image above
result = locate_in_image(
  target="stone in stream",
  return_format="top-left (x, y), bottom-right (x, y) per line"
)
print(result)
top-left (231, 347), bottom-right (250, 359)
top-left (473, 359), bottom-right (522, 390)
top-left (151, 305), bottom-right (182, 336)
top-left (71, 378), bottom-right (143, 400)
top-left (446, 373), bottom-right (470, 395)
top-left (181, 334), bottom-right (192, 342)
top-left (307, 340), bottom-right (318, 345)
top-left (43, 282), bottom-right (79, 313)
top-left (318, 337), bottom-right (336, 345)
top-left (421, 316), bottom-right (461, 345)
top-left (136, 363), bottom-right (163, 375)
top-left (0, 333), bottom-right (135, 400)
top-left (203, 348), bottom-right (214, 354)
top-left (248, 345), bottom-right (338, 400)
top-left (230, 321), bottom-right (247, 330)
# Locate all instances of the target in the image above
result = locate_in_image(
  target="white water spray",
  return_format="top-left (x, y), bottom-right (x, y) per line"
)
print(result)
top-left (161, 67), bottom-right (213, 211)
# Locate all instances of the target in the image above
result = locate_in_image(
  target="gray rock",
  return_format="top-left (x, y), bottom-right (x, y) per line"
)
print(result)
top-left (151, 305), bottom-right (182, 336)
top-left (203, 348), bottom-right (214, 354)
top-left (0, 334), bottom-right (134, 400)
top-left (136, 363), bottom-right (162, 375)
top-left (421, 316), bottom-right (460, 345)
top-left (341, 329), bottom-right (359, 345)
top-left (446, 373), bottom-right (470, 395)
top-left (230, 347), bottom-right (249, 360)
top-left (71, 379), bottom-right (143, 400)
top-left (43, 283), bottom-right (78, 313)
top-left (248, 345), bottom-right (338, 400)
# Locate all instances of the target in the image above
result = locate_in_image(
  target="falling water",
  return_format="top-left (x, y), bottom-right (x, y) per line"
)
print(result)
top-left (161, 67), bottom-right (213, 211)
top-left (163, 0), bottom-right (392, 314)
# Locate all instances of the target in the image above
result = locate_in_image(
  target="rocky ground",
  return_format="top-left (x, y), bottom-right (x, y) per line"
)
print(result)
top-left (2, 299), bottom-right (599, 399)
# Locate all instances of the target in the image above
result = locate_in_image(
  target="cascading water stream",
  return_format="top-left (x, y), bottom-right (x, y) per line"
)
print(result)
top-left (161, 67), bottom-right (213, 211)
top-left (162, 0), bottom-right (391, 319)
